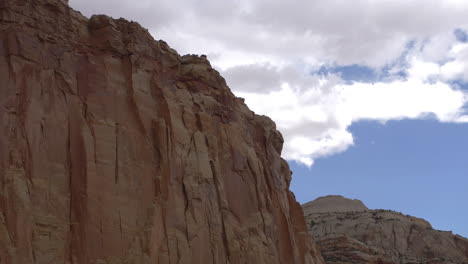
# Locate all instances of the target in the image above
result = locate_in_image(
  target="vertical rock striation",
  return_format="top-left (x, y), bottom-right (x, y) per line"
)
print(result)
top-left (0, 0), bottom-right (324, 263)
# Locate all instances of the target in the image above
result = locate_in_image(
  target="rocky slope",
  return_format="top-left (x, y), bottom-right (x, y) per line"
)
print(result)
top-left (0, 0), bottom-right (325, 263)
top-left (303, 196), bottom-right (468, 264)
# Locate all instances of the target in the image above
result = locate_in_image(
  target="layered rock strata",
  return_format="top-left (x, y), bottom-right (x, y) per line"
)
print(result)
top-left (303, 195), bottom-right (468, 264)
top-left (0, 0), bottom-right (324, 263)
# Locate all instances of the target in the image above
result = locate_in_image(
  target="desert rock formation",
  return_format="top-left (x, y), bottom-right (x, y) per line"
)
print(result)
top-left (302, 195), bottom-right (368, 214)
top-left (303, 195), bottom-right (468, 264)
top-left (0, 0), bottom-right (325, 263)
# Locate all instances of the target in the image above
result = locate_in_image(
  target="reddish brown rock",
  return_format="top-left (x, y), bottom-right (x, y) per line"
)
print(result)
top-left (316, 235), bottom-right (396, 264)
top-left (0, 0), bottom-right (324, 263)
top-left (303, 196), bottom-right (468, 264)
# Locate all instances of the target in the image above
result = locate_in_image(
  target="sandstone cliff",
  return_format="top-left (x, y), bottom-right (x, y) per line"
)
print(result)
top-left (0, 0), bottom-right (325, 263)
top-left (303, 196), bottom-right (468, 264)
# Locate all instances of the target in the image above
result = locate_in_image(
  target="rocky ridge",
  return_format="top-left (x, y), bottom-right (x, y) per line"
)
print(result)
top-left (303, 195), bottom-right (468, 264)
top-left (0, 0), bottom-right (324, 263)
top-left (302, 195), bottom-right (368, 214)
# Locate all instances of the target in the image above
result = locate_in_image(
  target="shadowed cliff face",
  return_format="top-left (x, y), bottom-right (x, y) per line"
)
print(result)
top-left (303, 196), bottom-right (468, 264)
top-left (0, 0), bottom-right (325, 263)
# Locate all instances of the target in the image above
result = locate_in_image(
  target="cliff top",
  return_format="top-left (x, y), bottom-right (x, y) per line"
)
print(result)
top-left (302, 195), bottom-right (369, 214)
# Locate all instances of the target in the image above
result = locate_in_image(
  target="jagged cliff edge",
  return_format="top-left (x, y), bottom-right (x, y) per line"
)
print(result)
top-left (0, 0), bottom-right (325, 263)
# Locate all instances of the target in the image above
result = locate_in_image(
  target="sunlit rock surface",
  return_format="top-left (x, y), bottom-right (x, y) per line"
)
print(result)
top-left (0, 0), bottom-right (325, 263)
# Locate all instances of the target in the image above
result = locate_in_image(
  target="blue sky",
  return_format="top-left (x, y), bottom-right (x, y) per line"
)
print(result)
top-left (289, 52), bottom-right (468, 238)
top-left (290, 119), bottom-right (468, 238)
top-left (71, 0), bottom-right (468, 238)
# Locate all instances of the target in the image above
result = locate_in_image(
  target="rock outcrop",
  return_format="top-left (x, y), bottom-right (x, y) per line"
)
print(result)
top-left (0, 0), bottom-right (324, 263)
top-left (303, 195), bottom-right (468, 264)
top-left (302, 195), bottom-right (368, 214)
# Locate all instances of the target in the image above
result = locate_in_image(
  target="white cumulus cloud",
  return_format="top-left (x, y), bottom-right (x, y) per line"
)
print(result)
top-left (70, 0), bottom-right (468, 166)
top-left (235, 64), bottom-right (468, 165)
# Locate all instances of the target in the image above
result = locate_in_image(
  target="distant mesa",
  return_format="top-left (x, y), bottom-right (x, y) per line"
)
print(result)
top-left (302, 195), bottom-right (468, 264)
top-left (302, 195), bottom-right (368, 214)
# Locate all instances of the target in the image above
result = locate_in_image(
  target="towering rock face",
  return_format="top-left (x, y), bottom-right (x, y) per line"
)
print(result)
top-left (303, 196), bottom-right (468, 264)
top-left (0, 0), bottom-right (324, 263)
